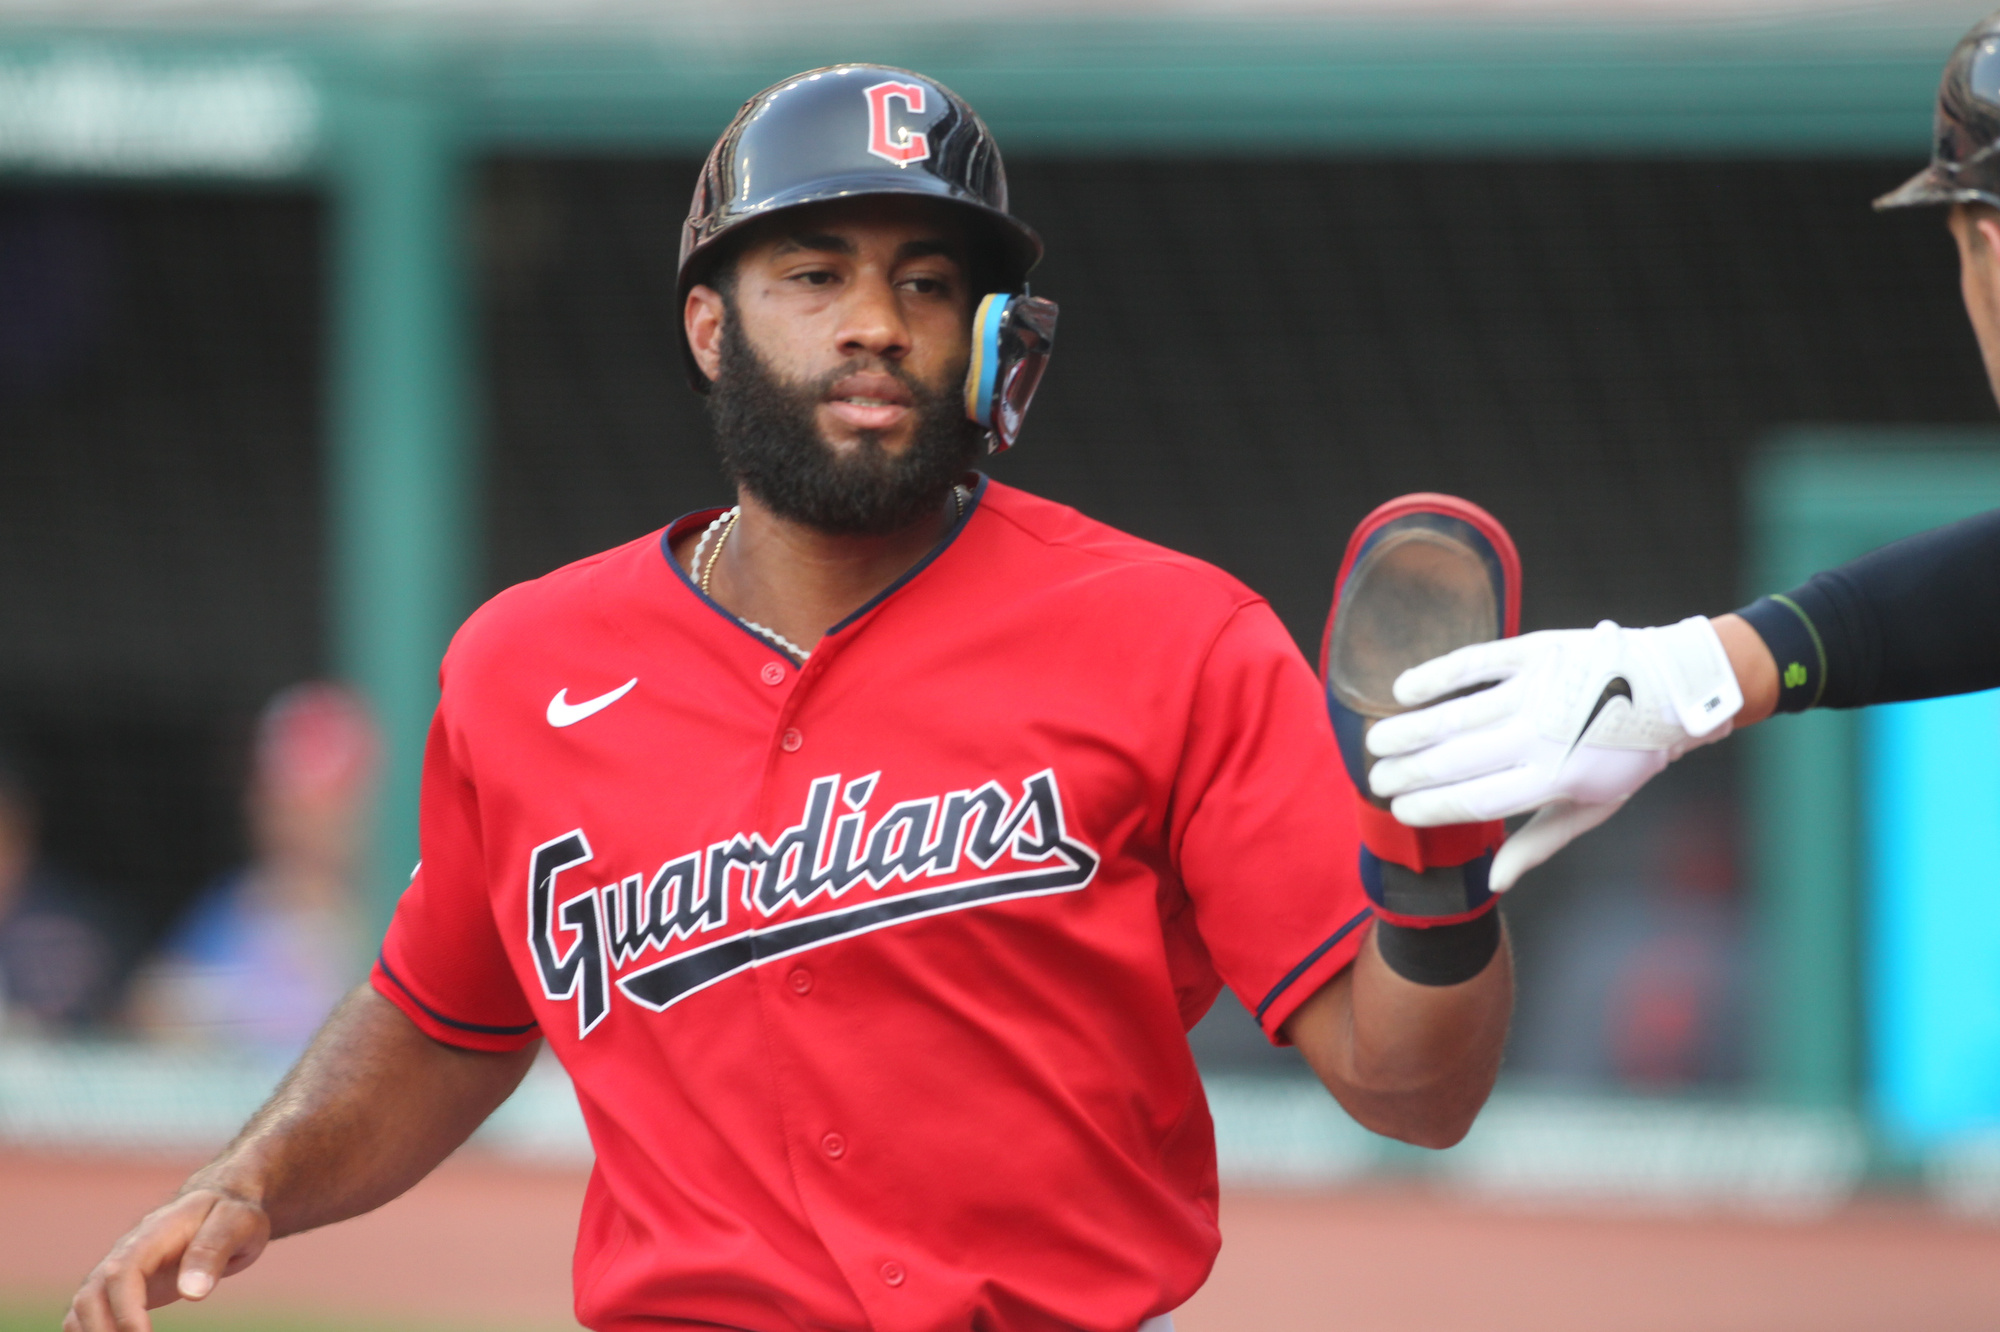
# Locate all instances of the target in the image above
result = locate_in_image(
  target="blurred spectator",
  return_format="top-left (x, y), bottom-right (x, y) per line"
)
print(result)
top-left (1509, 798), bottom-right (1749, 1091)
top-left (0, 749), bottom-right (128, 1036)
top-left (130, 684), bottom-right (379, 1052)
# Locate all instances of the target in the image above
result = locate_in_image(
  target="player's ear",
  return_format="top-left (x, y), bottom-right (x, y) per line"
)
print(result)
top-left (686, 285), bottom-right (727, 385)
top-left (1975, 210), bottom-right (2000, 264)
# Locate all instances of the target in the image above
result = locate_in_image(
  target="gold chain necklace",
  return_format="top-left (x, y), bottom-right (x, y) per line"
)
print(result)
top-left (698, 509), bottom-right (738, 597)
top-left (692, 485), bottom-right (969, 660)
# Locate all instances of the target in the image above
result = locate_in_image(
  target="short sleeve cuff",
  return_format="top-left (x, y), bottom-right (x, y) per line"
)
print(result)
top-left (1251, 906), bottom-right (1374, 1044)
top-left (371, 954), bottom-right (541, 1053)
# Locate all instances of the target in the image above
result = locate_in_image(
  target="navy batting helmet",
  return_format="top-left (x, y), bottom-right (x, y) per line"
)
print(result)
top-left (1878, 10), bottom-right (2000, 211)
top-left (676, 64), bottom-right (1044, 393)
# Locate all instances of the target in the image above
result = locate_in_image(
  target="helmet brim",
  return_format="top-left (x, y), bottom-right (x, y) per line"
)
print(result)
top-left (1871, 162), bottom-right (2000, 211)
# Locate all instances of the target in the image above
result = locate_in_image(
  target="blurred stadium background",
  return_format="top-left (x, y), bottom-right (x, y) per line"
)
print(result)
top-left (4, 0), bottom-right (2000, 1326)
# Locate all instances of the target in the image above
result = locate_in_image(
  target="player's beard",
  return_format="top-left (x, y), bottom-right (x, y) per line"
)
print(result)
top-left (707, 315), bottom-right (984, 537)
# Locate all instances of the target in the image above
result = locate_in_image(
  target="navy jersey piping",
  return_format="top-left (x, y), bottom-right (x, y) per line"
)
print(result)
top-left (828, 473), bottom-right (987, 635)
top-left (1254, 906), bottom-right (1374, 1023)
top-left (657, 474), bottom-right (987, 649)
top-left (660, 511), bottom-right (817, 657)
top-left (378, 953), bottom-right (539, 1037)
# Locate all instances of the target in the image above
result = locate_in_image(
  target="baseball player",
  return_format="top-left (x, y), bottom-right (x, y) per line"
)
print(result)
top-left (68, 67), bottom-right (1514, 1332)
top-left (1360, 12), bottom-right (2000, 890)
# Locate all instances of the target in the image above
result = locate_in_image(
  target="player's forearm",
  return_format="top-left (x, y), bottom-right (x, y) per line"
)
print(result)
top-left (1282, 922), bottom-right (1512, 1149)
top-left (186, 986), bottom-right (537, 1238)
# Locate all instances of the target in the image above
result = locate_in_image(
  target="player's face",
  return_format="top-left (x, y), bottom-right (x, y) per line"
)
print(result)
top-left (688, 197), bottom-right (977, 458)
top-left (1949, 203), bottom-right (2000, 408)
top-left (684, 198), bottom-right (987, 535)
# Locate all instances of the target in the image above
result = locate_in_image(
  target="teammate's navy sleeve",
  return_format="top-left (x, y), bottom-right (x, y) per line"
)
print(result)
top-left (1169, 601), bottom-right (1372, 1044)
top-left (371, 706), bottom-right (540, 1053)
top-left (1737, 508), bottom-right (2000, 712)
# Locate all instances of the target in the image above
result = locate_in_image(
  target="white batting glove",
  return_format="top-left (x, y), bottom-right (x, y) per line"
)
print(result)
top-left (1363, 617), bottom-right (1743, 891)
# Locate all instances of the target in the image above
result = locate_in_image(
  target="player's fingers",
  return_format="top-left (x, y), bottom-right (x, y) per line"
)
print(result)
top-left (1382, 782), bottom-right (1485, 826)
top-left (67, 1241), bottom-right (157, 1332)
top-left (1489, 799), bottom-right (1624, 891)
top-left (1368, 721), bottom-right (1534, 798)
top-left (65, 1280), bottom-right (120, 1332)
top-left (69, 1189), bottom-right (236, 1332)
top-left (97, 1251), bottom-right (157, 1332)
top-left (1389, 636), bottom-right (1541, 708)
top-left (92, 1216), bottom-right (195, 1332)
top-left (177, 1195), bottom-right (269, 1301)
top-left (1366, 676), bottom-right (1526, 758)
top-left (1387, 762), bottom-right (1550, 826)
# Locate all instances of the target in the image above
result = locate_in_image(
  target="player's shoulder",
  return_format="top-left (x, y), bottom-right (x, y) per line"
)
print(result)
top-left (976, 480), bottom-right (1262, 617)
top-left (446, 529), bottom-right (667, 669)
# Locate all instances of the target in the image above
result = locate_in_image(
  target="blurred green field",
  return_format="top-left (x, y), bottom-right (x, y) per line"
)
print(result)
top-left (0, 1302), bottom-right (476, 1332)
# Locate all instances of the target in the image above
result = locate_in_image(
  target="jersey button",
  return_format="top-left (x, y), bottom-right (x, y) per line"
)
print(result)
top-left (788, 967), bottom-right (813, 996)
top-left (820, 1132), bottom-right (846, 1160)
top-left (760, 661), bottom-right (786, 686)
top-left (781, 728), bottom-right (803, 752)
top-left (879, 1261), bottom-right (906, 1287)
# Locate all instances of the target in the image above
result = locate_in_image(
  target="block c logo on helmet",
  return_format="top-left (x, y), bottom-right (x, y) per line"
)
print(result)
top-left (865, 81), bottom-right (931, 165)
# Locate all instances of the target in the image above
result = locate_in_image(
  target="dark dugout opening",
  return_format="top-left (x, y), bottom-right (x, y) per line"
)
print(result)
top-left (0, 187), bottom-right (325, 979)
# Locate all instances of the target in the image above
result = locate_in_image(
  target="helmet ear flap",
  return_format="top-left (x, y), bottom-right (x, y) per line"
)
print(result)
top-left (964, 293), bottom-right (1059, 453)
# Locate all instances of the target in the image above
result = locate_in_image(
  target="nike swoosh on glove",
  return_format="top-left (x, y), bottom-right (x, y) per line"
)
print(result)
top-left (1362, 616), bottom-right (1743, 891)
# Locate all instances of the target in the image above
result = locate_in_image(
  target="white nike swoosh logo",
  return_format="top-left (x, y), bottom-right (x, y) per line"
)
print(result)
top-left (547, 678), bottom-right (638, 728)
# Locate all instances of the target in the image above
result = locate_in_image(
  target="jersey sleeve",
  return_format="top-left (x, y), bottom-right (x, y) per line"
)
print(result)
top-left (1171, 600), bottom-right (1372, 1044)
top-left (371, 705), bottom-right (540, 1053)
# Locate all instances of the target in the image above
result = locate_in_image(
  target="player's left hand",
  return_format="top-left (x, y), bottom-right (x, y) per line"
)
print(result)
top-left (1362, 616), bottom-right (1743, 890)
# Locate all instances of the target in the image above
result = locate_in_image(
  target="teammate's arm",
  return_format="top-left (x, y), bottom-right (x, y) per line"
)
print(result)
top-left (66, 986), bottom-right (537, 1332)
top-left (1281, 922), bottom-right (1511, 1149)
top-left (1732, 507), bottom-right (2000, 713)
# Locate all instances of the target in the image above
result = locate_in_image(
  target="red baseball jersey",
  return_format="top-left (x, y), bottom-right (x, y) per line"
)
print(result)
top-left (373, 477), bottom-right (1370, 1332)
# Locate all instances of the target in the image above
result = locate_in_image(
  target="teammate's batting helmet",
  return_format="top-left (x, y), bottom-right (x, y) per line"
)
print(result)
top-left (1877, 9), bottom-right (2000, 211)
top-left (676, 64), bottom-right (1045, 393)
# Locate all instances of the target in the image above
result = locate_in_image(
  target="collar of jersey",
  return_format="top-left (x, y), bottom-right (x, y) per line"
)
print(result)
top-left (659, 473), bottom-right (989, 655)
